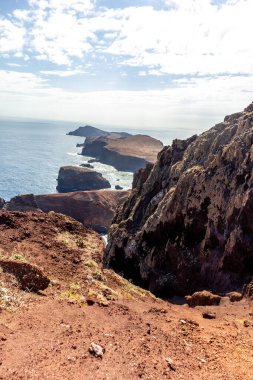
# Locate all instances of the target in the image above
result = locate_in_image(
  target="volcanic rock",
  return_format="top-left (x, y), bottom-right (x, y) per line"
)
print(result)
top-left (0, 259), bottom-right (50, 292)
top-left (6, 190), bottom-right (130, 232)
top-left (56, 166), bottom-right (111, 193)
top-left (0, 198), bottom-right (5, 209)
top-left (185, 291), bottom-right (221, 307)
top-left (80, 163), bottom-right (94, 169)
top-left (105, 102), bottom-right (253, 296)
top-left (243, 279), bottom-right (253, 299)
top-left (226, 291), bottom-right (243, 302)
top-left (82, 134), bottom-right (163, 172)
top-left (202, 311), bottom-right (216, 319)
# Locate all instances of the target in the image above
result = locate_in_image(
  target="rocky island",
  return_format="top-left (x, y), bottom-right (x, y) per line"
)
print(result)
top-left (68, 125), bottom-right (131, 139)
top-left (56, 166), bottom-right (111, 193)
top-left (105, 102), bottom-right (253, 297)
top-left (82, 134), bottom-right (163, 172)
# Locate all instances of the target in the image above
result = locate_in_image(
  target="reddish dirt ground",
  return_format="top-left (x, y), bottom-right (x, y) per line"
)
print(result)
top-left (1, 211), bottom-right (253, 380)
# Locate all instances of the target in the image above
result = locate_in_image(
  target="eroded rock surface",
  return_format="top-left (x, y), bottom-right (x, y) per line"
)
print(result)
top-left (105, 102), bottom-right (253, 296)
top-left (6, 190), bottom-right (130, 232)
top-left (57, 166), bottom-right (111, 192)
top-left (0, 198), bottom-right (5, 209)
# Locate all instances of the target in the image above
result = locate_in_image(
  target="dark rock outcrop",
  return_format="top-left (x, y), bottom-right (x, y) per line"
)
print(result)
top-left (82, 135), bottom-right (163, 172)
top-left (56, 166), bottom-right (111, 193)
top-left (105, 102), bottom-right (253, 296)
top-left (0, 259), bottom-right (50, 292)
top-left (0, 198), bottom-right (5, 209)
top-left (80, 163), bottom-right (94, 169)
top-left (6, 190), bottom-right (130, 232)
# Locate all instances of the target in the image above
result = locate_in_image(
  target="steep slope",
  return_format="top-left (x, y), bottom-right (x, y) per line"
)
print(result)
top-left (105, 102), bottom-right (253, 296)
top-left (1, 213), bottom-right (253, 379)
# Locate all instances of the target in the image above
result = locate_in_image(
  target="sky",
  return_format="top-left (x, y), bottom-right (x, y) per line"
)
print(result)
top-left (0, 0), bottom-right (253, 130)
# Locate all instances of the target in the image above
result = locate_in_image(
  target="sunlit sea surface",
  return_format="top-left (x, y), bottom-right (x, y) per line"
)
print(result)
top-left (0, 118), bottom-right (208, 200)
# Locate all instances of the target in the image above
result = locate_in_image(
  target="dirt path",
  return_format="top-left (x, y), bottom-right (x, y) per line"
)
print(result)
top-left (1, 211), bottom-right (253, 380)
top-left (1, 295), bottom-right (253, 380)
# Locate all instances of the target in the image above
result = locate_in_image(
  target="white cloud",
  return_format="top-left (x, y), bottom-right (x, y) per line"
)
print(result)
top-left (0, 69), bottom-right (252, 130)
top-left (2, 0), bottom-right (253, 76)
top-left (0, 18), bottom-right (26, 54)
top-left (104, 1), bottom-right (253, 75)
top-left (40, 69), bottom-right (85, 76)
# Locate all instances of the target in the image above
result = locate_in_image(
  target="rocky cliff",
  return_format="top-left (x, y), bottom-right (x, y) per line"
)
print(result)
top-left (6, 190), bottom-right (129, 233)
top-left (57, 166), bottom-right (111, 192)
top-left (105, 102), bottom-right (253, 296)
top-left (82, 135), bottom-right (163, 172)
top-left (0, 197), bottom-right (5, 209)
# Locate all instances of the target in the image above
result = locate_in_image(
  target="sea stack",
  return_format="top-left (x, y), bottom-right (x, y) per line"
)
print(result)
top-left (56, 166), bottom-right (111, 193)
top-left (105, 102), bottom-right (253, 297)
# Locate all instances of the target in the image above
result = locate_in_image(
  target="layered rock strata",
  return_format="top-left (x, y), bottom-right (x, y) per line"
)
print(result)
top-left (6, 190), bottom-right (130, 232)
top-left (105, 103), bottom-right (253, 296)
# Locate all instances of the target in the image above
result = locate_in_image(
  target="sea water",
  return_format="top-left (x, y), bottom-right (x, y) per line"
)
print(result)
top-left (0, 118), bottom-right (207, 201)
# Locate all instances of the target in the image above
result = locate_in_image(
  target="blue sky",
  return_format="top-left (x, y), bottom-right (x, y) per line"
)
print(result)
top-left (0, 0), bottom-right (253, 129)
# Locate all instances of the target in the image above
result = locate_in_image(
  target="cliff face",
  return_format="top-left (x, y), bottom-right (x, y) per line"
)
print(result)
top-left (0, 197), bottom-right (5, 209)
top-left (105, 102), bottom-right (253, 296)
top-left (82, 135), bottom-right (163, 172)
top-left (6, 190), bottom-right (130, 233)
top-left (57, 166), bottom-right (111, 192)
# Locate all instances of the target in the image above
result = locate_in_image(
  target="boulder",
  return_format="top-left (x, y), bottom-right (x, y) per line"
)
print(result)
top-left (80, 163), bottom-right (94, 169)
top-left (82, 135), bottom-right (163, 172)
top-left (6, 190), bottom-right (130, 233)
top-left (105, 102), bottom-right (253, 296)
top-left (0, 259), bottom-right (50, 292)
top-left (226, 291), bottom-right (243, 302)
top-left (185, 291), bottom-right (221, 307)
top-left (56, 166), bottom-right (111, 193)
top-left (115, 185), bottom-right (123, 190)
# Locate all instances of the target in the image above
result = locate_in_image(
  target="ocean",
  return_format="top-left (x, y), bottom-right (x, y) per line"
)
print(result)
top-left (0, 118), bottom-right (209, 201)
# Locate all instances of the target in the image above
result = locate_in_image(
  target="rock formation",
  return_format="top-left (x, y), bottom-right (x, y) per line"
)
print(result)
top-left (105, 102), bottom-right (253, 296)
top-left (6, 190), bottom-right (130, 232)
top-left (0, 259), bottom-right (50, 292)
top-left (0, 197), bottom-right (5, 209)
top-left (68, 125), bottom-right (109, 137)
top-left (82, 134), bottom-right (163, 172)
top-left (56, 166), bottom-right (111, 193)
top-left (68, 125), bottom-right (131, 138)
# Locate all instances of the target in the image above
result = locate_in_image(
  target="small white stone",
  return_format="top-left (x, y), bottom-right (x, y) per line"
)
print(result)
top-left (89, 342), bottom-right (104, 358)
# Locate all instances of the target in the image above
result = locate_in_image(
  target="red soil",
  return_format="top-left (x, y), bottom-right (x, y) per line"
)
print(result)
top-left (1, 211), bottom-right (253, 380)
